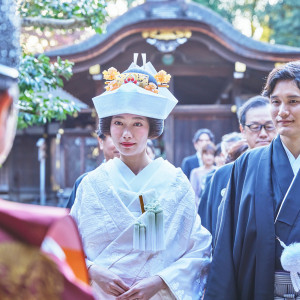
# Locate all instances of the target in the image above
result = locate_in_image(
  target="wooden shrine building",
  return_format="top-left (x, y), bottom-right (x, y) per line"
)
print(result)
top-left (4, 0), bottom-right (300, 203)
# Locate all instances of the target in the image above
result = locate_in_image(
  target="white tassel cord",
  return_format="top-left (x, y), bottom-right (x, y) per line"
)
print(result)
top-left (291, 272), bottom-right (300, 293)
top-left (274, 172), bottom-right (300, 292)
top-left (133, 53), bottom-right (138, 66)
top-left (156, 210), bottom-right (165, 250)
top-left (141, 53), bottom-right (146, 69)
top-left (146, 211), bottom-right (156, 252)
top-left (133, 223), bottom-right (140, 250)
top-left (133, 191), bottom-right (165, 252)
top-left (278, 238), bottom-right (300, 292)
top-left (134, 210), bottom-right (165, 252)
top-left (133, 223), bottom-right (146, 251)
top-left (276, 236), bottom-right (287, 249)
top-left (139, 225), bottom-right (146, 251)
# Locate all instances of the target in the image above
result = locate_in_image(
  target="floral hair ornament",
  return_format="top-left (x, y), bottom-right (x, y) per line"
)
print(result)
top-left (92, 53), bottom-right (178, 120)
top-left (102, 53), bottom-right (171, 93)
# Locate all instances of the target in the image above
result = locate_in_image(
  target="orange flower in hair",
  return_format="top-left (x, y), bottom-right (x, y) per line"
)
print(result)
top-left (155, 70), bottom-right (171, 86)
top-left (103, 67), bottom-right (120, 81)
top-left (105, 80), bottom-right (121, 91)
top-left (144, 82), bottom-right (159, 94)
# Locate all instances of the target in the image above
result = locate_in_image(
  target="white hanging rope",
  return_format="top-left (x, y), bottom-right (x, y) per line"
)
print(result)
top-left (133, 53), bottom-right (138, 66)
top-left (141, 53), bottom-right (146, 69)
top-left (274, 171), bottom-right (298, 224)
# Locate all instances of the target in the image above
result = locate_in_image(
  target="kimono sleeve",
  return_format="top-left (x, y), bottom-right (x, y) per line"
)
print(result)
top-left (157, 206), bottom-right (212, 299)
top-left (181, 157), bottom-right (190, 179)
top-left (203, 161), bottom-right (241, 300)
top-left (201, 173), bottom-right (218, 237)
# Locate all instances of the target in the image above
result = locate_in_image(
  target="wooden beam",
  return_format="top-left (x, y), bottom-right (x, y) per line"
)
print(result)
top-left (171, 104), bottom-right (234, 116)
top-left (166, 64), bottom-right (233, 77)
top-left (215, 80), bottom-right (233, 104)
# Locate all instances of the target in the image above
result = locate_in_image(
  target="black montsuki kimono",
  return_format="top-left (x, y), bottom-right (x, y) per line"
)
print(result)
top-left (198, 163), bottom-right (233, 244)
top-left (204, 135), bottom-right (300, 300)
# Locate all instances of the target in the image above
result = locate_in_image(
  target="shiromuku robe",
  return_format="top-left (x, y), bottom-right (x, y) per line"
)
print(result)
top-left (204, 135), bottom-right (300, 300)
top-left (70, 157), bottom-right (212, 300)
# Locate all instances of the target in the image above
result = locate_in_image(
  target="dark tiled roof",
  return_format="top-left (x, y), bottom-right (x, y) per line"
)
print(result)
top-left (45, 1), bottom-right (300, 57)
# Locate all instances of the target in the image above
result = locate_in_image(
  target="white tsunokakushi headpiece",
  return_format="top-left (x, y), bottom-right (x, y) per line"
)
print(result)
top-left (92, 53), bottom-right (178, 120)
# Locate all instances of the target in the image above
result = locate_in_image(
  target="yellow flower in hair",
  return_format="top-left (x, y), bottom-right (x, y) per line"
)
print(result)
top-left (155, 70), bottom-right (171, 85)
top-left (144, 82), bottom-right (159, 94)
top-left (105, 80), bottom-right (121, 91)
top-left (103, 67), bottom-right (120, 81)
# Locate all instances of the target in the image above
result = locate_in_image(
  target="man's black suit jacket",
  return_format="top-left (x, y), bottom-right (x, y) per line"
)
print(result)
top-left (181, 153), bottom-right (200, 179)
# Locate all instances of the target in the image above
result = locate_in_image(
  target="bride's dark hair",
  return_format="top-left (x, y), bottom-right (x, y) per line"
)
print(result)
top-left (98, 117), bottom-right (164, 139)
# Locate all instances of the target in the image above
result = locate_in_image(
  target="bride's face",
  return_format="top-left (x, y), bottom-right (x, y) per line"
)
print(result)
top-left (110, 113), bottom-right (150, 158)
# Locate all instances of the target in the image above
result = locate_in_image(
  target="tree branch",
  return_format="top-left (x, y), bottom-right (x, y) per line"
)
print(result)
top-left (21, 17), bottom-right (87, 29)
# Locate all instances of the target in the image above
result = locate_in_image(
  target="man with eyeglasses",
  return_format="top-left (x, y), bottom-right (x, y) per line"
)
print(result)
top-left (239, 96), bottom-right (276, 149)
top-left (204, 61), bottom-right (300, 300)
top-left (199, 96), bottom-right (276, 243)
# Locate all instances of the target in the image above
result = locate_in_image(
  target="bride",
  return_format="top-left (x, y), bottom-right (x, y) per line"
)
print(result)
top-left (70, 54), bottom-right (211, 300)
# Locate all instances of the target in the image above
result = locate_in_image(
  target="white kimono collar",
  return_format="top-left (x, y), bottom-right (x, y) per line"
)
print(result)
top-left (106, 157), bottom-right (164, 193)
top-left (281, 138), bottom-right (300, 176)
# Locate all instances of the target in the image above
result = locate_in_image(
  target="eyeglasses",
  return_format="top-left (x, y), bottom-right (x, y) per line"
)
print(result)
top-left (245, 123), bottom-right (275, 132)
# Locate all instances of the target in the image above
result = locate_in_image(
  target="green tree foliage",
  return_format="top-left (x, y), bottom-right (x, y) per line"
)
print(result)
top-left (192, 0), bottom-right (300, 47)
top-left (18, 0), bottom-right (108, 129)
top-left (261, 0), bottom-right (300, 47)
top-left (232, 0), bottom-right (263, 37)
top-left (19, 0), bottom-right (107, 33)
top-left (192, 0), bottom-right (235, 23)
top-left (18, 54), bottom-right (78, 129)
top-left (192, 0), bottom-right (265, 30)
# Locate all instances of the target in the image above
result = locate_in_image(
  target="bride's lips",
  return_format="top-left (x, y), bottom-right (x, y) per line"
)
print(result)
top-left (120, 142), bottom-right (135, 147)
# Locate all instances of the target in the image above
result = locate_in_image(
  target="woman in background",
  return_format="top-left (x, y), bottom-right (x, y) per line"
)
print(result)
top-left (190, 143), bottom-right (216, 207)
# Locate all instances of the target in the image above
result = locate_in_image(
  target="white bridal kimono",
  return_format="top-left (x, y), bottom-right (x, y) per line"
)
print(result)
top-left (70, 157), bottom-right (211, 300)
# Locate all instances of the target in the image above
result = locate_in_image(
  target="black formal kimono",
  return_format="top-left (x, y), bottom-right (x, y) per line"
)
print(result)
top-left (66, 173), bottom-right (88, 209)
top-left (204, 135), bottom-right (300, 300)
top-left (198, 163), bottom-right (233, 244)
top-left (181, 154), bottom-right (200, 179)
